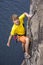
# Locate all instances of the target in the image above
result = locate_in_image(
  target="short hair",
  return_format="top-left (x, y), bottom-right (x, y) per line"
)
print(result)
top-left (11, 14), bottom-right (18, 21)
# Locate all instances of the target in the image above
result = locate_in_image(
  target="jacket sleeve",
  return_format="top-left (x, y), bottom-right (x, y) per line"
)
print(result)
top-left (10, 25), bottom-right (16, 36)
top-left (19, 13), bottom-right (26, 20)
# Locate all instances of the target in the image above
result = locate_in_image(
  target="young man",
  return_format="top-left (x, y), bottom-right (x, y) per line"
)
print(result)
top-left (7, 12), bottom-right (32, 58)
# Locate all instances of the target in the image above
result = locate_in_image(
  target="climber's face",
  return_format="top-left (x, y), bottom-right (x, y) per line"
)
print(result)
top-left (13, 18), bottom-right (20, 25)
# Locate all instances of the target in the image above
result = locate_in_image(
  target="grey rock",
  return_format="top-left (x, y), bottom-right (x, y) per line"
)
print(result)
top-left (21, 0), bottom-right (43, 65)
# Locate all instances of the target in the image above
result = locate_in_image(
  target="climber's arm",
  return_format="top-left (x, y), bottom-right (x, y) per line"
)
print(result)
top-left (7, 25), bottom-right (16, 47)
top-left (7, 34), bottom-right (13, 47)
top-left (24, 12), bottom-right (32, 18)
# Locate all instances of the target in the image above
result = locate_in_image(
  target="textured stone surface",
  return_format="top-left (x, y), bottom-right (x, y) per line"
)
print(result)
top-left (30, 0), bottom-right (43, 65)
top-left (26, 0), bottom-right (43, 65)
top-left (21, 0), bottom-right (43, 65)
top-left (37, 44), bottom-right (43, 65)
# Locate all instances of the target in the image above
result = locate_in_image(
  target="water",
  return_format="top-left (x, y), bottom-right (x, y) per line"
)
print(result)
top-left (0, 0), bottom-right (30, 65)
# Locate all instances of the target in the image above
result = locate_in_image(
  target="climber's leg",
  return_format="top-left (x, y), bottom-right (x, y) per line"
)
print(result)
top-left (22, 43), bottom-right (25, 52)
top-left (17, 36), bottom-right (30, 58)
top-left (24, 37), bottom-right (30, 58)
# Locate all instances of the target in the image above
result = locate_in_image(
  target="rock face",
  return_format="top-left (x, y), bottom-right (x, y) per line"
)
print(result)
top-left (26, 0), bottom-right (43, 65)
top-left (21, 0), bottom-right (43, 65)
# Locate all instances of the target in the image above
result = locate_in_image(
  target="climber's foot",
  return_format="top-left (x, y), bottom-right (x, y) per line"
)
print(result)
top-left (24, 52), bottom-right (31, 59)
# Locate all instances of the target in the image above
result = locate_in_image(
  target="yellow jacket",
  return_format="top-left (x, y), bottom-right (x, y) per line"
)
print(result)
top-left (10, 13), bottom-right (26, 35)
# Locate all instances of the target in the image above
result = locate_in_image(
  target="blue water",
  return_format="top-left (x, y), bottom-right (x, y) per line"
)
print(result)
top-left (0, 0), bottom-right (30, 65)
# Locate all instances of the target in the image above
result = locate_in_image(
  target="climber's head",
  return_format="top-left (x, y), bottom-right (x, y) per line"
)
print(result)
top-left (11, 14), bottom-right (20, 25)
